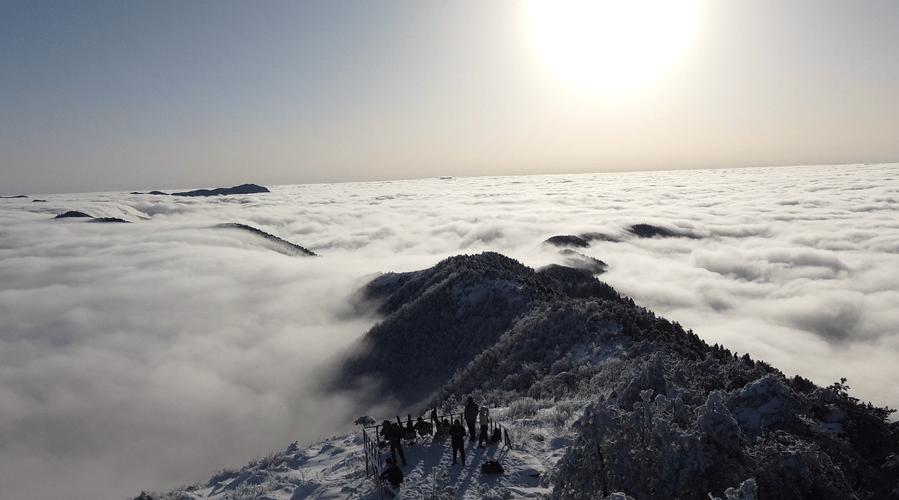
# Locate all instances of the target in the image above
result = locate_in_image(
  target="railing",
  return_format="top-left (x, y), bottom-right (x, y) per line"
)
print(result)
top-left (363, 411), bottom-right (463, 479)
top-left (362, 425), bottom-right (383, 478)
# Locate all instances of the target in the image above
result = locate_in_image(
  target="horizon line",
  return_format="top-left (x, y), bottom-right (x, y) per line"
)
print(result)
top-left (6, 159), bottom-right (897, 197)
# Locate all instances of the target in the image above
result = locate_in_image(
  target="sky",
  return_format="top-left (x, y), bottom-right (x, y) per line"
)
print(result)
top-left (1, 0), bottom-right (897, 195)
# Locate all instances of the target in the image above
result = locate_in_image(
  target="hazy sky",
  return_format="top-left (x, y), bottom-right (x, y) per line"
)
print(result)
top-left (2, 0), bottom-right (897, 194)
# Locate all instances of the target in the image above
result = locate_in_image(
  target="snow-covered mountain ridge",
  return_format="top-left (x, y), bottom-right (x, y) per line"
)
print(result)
top-left (147, 252), bottom-right (898, 500)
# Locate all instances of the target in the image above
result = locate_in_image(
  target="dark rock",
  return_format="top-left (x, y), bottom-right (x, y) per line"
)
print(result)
top-left (0, 194), bottom-right (28, 199)
top-left (54, 211), bottom-right (93, 219)
top-left (172, 184), bottom-right (269, 197)
top-left (32, 199), bottom-right (47, 203)
top-left (544, 235), bottom-right (590, 248)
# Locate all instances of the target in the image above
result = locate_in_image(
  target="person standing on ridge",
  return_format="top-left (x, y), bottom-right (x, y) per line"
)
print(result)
top-left (435, 418), bottom-right (448, 439)
top-left (405, 414), bottom-right (416, 442)
top-left (379, 457), bottom-right (404, 497)
top-left (464, 396), bottom-right (479, 440)
top-left (478, 405), bottom-right (490, 448)
top-left (379, 420), bottom-right (392, 446)
top-left (386, 422), bottom-right (407, 466)
top-left (430, 407), bottom-right (439, 429)
top-left (450, 419), bottom-right (466, 465)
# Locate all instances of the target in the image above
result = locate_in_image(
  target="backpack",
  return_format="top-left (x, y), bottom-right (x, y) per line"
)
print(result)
top-left (481, 460), bottom-right (504, 475)
top-left (491, 428), bottom-right (502, 443)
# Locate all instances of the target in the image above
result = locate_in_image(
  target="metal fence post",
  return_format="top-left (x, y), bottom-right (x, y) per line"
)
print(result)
top-left (363, 428), bottom-right (369, 477)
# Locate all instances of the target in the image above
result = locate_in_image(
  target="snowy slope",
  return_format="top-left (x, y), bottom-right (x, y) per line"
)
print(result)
top-left (143, 401), bottom-right (578, 500)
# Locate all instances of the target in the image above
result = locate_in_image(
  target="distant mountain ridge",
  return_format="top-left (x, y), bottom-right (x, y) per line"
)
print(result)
top-left (173, 184), bottom-right (270, 197)
top-left (129, 184), bottom-right (270, 197)
top-left (215, 223), bottom-right (316, 257)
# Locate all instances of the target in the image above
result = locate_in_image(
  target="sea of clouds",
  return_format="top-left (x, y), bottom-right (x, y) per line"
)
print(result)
top-left (1, 163), bottom-right (897, 499)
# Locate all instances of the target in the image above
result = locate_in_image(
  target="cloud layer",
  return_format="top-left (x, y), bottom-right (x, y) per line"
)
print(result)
top-left (1, 163), bottom-right (897, 499)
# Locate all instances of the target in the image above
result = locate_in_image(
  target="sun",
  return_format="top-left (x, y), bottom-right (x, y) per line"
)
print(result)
top-left (525, 0), bottom-right (702, 94)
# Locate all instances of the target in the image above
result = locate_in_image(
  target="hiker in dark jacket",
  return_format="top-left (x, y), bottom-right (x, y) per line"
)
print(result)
top-left (380, 457), bottom-right (404, 489)
top-left (464, 396), bottom-right (479, 440)
top-left (383, 422), bottom-right (407, 466)
top-left (379, 420), bottom-right (392, 446)
top-left (434, 418), bottom-right (449, 439)
top-left (404, 414), bottom-right (416, 442)
top-left (450, 419), bottom-right (466, 465)
top-left (414, 416), bottom-right (432, 437)
top-left (478, 406), bottom-right (490, 447)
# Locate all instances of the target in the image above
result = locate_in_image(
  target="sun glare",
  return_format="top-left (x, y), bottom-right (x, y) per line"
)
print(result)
top-left (526, 0), bottom-right (702, 94)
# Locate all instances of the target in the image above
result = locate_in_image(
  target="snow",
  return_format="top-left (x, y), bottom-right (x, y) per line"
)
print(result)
top-left (728, 375), bottom-right (795, 439)
top-left (709, 478), bottom-right (758, 500)
top-left (153, 404), bottom-right (574, 500)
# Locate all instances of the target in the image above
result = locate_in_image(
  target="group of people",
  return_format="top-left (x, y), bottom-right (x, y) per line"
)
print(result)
top-left (377, 396), bottom-right (497, 492)
top-left (464, 396), bottom-right (493, 448)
